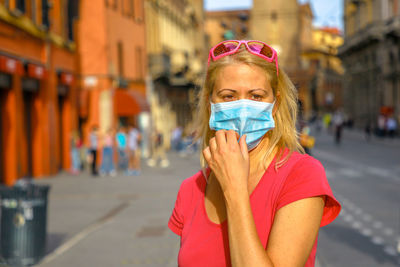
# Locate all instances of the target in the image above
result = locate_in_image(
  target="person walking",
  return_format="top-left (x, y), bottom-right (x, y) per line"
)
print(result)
top-left (100, 128), bottom-right (116, 176)
top-left (147, 129), bottom-right (169, 168)
top-left (168, 40), bottom-right (340, 266)
top-left (332, 109), bottom-right (344, 145)
top-left (116, 127), bottom-right (128, 174)
top-left (127, 125), bottom-right (141, 175)
top-left (88, 126), bottom-right (99, 176)
top-left (386, 116), bottom-right (397, 138)
top-left (69, 131), bottom-right (81, 175)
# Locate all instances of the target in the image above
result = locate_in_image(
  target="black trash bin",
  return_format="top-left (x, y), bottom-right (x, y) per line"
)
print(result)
top-left (0, 181), bottom-right (50, 266)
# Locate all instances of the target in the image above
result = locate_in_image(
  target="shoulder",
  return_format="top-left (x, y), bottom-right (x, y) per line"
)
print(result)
top-left (284, 151), bottom-right (324, 174)
top-left (177, 170), bottom-right (205, 197)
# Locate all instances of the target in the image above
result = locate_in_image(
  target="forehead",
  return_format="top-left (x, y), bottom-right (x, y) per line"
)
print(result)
top-left (214, 64), bottom-right (271, 91)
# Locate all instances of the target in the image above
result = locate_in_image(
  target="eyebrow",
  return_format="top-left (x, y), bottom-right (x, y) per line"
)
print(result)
top-left (248, 88), bottom-right (268, 93)
top-left (216, 89), bottom-right (236, 94)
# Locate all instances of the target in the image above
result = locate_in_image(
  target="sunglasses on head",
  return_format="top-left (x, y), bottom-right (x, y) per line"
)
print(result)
top-left (208, 40), bottom-right (279, 76)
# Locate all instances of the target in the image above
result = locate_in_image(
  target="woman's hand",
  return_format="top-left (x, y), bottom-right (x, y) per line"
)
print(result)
top-left (203, 130), bottom-right (250, 197)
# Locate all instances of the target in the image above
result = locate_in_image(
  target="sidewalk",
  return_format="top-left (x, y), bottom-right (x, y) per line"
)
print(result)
top-left (1, 152), bottom-right (201, 267)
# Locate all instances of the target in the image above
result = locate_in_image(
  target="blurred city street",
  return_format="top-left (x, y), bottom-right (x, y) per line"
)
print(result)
top-left (314, 128), bottom-right (400, 267)
top-left (0, 128), bottom-right (397, 267)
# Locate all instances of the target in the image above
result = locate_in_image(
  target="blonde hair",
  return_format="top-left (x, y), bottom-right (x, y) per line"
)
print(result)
top-left (195, 47), bottom-right (304, 170)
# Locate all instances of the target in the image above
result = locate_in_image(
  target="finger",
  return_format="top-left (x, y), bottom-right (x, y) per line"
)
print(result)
top-left (215, 130), bottom-right (227, 149)
top-left (203, 146), bottom-right (212, 163)
top-left (226, 130), bottom-right (238, 146)
top-left (209, 137), bottom-right (217, 152)
top-left (239, 134), bottom-right (249, 158)
top-left (235, 131), bottom-right (239, 140)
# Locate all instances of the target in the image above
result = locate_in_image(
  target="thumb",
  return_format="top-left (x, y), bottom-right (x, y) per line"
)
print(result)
top-left (239, 134), bottom-right (249, 157)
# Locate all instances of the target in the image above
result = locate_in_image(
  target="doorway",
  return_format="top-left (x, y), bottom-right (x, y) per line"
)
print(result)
top-left (58, 95), bottom-right (65, 170)
top-left (23, 91), bottom-right (34, 178)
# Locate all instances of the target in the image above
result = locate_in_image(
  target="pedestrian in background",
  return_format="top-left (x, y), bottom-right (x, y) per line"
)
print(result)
top-left (70, 131), bottom-right (81, 175)
top-left (168, 40), bottom-right (340, 266)
top-left (100, 128), bottom-right (116, 176)
top-left (88, 125), bottom-right (99, 176)
top-left (171, 126), bottom-right (183, 152)
top-left (332, 109), bottom-right (344, 145)
top-left (116, 127), bottom-right (128, 174)
top-left (386, 116), bottom-right (397, 138)
top-left (377, 114), bottom-right (386, 137)
top-left (128, 124), bottom-right (141, 175)
top-left (299, 125), bottom-right (315, 155)
top-left (364, 120), bottom-right (372, 141)
top-left (147, 128), bottom-right (169, 168)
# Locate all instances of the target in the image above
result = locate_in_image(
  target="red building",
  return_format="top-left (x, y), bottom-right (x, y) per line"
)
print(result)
top-left (0, 0), bottom-right (79, 185)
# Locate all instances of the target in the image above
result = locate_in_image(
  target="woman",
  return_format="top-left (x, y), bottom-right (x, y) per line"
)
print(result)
top-left (100, 128), bottom-right (116, 176)
top-left (168, 40), bottom-right (341, 267)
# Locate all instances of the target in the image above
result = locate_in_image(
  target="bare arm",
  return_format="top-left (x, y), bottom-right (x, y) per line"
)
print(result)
top-left (225, 190), bottom-right (324, 266)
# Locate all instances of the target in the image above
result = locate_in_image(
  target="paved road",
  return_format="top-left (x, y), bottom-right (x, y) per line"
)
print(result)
top-left (0, 129), bottom-right (399, 267)
top-left (313, 128), bottom-right (400, 267)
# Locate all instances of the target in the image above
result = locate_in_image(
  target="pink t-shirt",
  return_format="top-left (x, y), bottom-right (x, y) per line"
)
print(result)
top-left (168, 151), bottom-right (341, 267)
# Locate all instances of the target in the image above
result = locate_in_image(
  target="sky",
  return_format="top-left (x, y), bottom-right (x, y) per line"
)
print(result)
top-left (204, 0), bottom-right (344, 32)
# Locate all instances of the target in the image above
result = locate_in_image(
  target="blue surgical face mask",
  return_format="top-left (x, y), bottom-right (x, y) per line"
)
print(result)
top-left (209, 99), bottom-right (275, 150)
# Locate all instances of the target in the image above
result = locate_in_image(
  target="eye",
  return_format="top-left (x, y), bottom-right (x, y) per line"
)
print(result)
top-left (222, 95), bottom-right (234, 101)
top-left (251, 94), bottom-right (263, 101)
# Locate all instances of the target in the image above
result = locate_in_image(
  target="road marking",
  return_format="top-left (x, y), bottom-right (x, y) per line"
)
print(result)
top-left (343, 214), bottom-right (354, 222)
top-left (383, 246), bottom-right (397, 256)
top-left (362, 214), bottom-right (372, 222)
top-left (372, 221), bottom-right (383, 229)
top-left (41, 201), bottom-right (130, 265)
top-left (351, 221), bottom-right (362, 229)
top-left (383, 228), bottom-right (394, 236)
top-left (314, 149), bottom-right (398, 181)
top-left (354, 207), bottom-right (363, 215)
top-left (339, 168), bottom-right (361, 178)
top-left (361, 228), bottom-right (373, 236)
top-left (371, 236), bottom-right (384, 245)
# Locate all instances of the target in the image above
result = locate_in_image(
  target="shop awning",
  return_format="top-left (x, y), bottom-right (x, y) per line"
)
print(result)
top-left (114, 89), bottom-right (150, 116)
top-left (0, 55), bottom-right (23, 74)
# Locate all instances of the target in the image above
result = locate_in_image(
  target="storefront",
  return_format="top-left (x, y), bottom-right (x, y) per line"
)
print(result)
top-left (22, 63), bottom-right (46, 178)
top-left (0, 72), bottom-right (12, 182)
top-left (0, 55), bottom-right (22, 184)
top-left (57, 72), bottom-right (74, 170)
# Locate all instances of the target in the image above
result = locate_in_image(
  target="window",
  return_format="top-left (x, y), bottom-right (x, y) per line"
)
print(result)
top-left (129, 0), bottom-right (134, 17)
top-left (67, 0), bottom-right (79, 41)
top-left (42, 0), bottom-right (50, 29)
top-left (16, 0), bottom-right (26, 13)
top-left (136, 46), bottom-right (143, 79)
top-left (31, 0), bottom-right (36, 23)
top-left (4, 0), bottom-right (10, 9)
top-left (117, 42), bottom-right (124, 76)
top-left (133, 0), bottom-right (143, 21)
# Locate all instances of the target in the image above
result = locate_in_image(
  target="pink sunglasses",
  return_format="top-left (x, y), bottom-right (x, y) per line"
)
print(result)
top-left (208, 40), bottom-right (279, 76)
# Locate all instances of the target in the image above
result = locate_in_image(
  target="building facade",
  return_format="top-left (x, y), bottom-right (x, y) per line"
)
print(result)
top-left (145, 0), bottom-right (206, 148)
top-left (205, 9), bottom-right (250, 47)
top-left (0, 0), bottom-right (79, 185)
top-left (78, 0), bottom-right (148, 147)
top-left (339, 0), bottom-right (400, 128)
top-left (302, 27), bottom-right (344, 115)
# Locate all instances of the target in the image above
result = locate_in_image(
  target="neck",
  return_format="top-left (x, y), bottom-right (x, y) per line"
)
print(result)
top-left (248, 136), bottom-right (276, 173)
